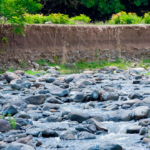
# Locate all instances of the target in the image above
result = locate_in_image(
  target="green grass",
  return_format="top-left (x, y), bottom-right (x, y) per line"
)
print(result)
top-left (2, 58), bottom-right (150, 76)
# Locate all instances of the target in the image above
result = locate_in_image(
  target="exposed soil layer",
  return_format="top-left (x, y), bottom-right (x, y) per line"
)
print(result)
top-left (0, 24), bottom-right (150, 69)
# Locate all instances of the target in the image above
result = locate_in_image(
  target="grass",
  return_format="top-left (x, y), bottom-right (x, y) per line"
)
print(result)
top-left (1, 58), bottom-right (150, 76)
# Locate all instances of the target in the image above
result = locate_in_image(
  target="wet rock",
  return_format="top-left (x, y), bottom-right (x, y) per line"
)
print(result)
top-left (45, 77), bottom-right (56, 83)
top-left (45, 97), bottom-right (63, 104)
top-left (88, 143), bottom-right (122, 150)
top-left (78, 131), bottom-right (96, 140)
top-left (10, 79), bottom-right (31, 90)
top-left (73, 74), bottom-right (87, 83)
top-left (47, 115), bottom-right (59, 122)
top-left (45, 85), bottom-right (68, 97)
top-left (26, 128), bottom-right (41, 137)
top-left (42, 129), bottom-right (59, 137)
top-left (36, 140), bottom-right (42, 146)
top-left (16, 135), bottom-right (33, 144)
top-left (24, 95), bottom-right (46, 105)
top-left (68, 112), bottom-right (90, 123)
top-left (2, 105), bottom-right (18, 115)
top-left (90, 90), bottom-right (99, 100)
top-left (142, 138), bottom-right (150, 143)
top-left (76, 79), bottom-right (94, 85)
top-left (60, 131), bottom-right (76, 140)
top-left (15, 118), bottom-right (28, 126)
top-left (139, 127), bottom-right (147, 135)
top-left (102, 91), bottom-right (119, 101)
top-left (133, 106), bottom-right (150, 120)
top-left (69, 91), bottom-right (86, 102)
top-left (126, 125), bottom-right (141, 134)
top-left (6, 142), bottom-right (35, 150)
top-left (84, 102), bottom-right (95, 109)
top-left (4, 72), bottom-right (20, 83)
top-left (85, 118), bottom-right (108, 132)
top-left (0, 119), bottom-right (11, 132)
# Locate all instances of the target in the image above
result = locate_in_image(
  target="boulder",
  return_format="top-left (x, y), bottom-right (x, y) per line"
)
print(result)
top-left (42, 129), bottom-right (59, 137)
top-left (60, 131), bottom-right (76, 140)
top-left (88, 144), bottom-right (122, 150)
top-left (0, 119), bottom-right (11, 132)
top-left (69, 91), bottom-right (86, 102)
top-left (4, 72), bottom-right (20, 83)
top-left (126, 125), bottom-right (141, 134)
top-left (10, 79), bottom-right (31, 90)
top-left (24, 95), bottom-right (46, 105)
top-left (68, 112), bottom-right (90, 123)
top-left (5, 142), bottom-right (35, 150)
top-left (2, 105), bottom-right (18, 115)
top-left (133, 106), bottom-right (150, 120)
top-left (78, 131), bottom-right (96, 140)
top-left (47, 69), bottom-right (60, 75)
top-left (102, 91), bottom-right (119, 101)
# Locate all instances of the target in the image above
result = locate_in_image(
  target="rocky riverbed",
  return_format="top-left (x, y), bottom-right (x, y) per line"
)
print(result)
top-left (0, 66), bottom-right (150, 150)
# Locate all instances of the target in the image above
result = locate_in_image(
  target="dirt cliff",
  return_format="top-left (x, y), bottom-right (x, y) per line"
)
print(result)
top-left (0, 24), bottom-right (150, 69)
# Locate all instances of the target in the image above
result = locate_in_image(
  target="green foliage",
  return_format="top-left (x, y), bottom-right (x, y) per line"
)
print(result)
top-left (54, 56), bottom-right (58, 63)
top-left (20, 61), bottom-right (27, 68)
top-left (143, 12), bottom-right (150, 24)
top-left (0, 113), bottom-right (16, 129)
top-left (0, 0), bottom-right (42, 35)
top-left (71, 14), bottom-right (91, 23)
top-left (109, 11), bottom-right (142, 24)
top-left (2, 36), bottom-right (8, 44)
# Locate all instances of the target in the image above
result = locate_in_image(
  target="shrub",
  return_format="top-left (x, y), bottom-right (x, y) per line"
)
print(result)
top-left (71, 14), bottom-right (91, 23)
top-left (143, 12), bottom-right (150, 24)
top-left (109, 11), bottom-right (142, 24)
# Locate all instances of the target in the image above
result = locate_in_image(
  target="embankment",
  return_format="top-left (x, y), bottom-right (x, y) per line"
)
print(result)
top-left (0, 24), bottom-right (150, 68)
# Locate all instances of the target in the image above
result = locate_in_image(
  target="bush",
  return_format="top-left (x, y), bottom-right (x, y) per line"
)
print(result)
top-left (71, 14), bottom-right (91, 23)
top-left (109, 11), bottom-right (142, 24)
top-left (143, 12), bottom-right (150, 24)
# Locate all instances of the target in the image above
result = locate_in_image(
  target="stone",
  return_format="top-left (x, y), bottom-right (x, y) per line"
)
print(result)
top-left (2, 105), bottom-right (18, 115)
top-left (88, 144), bottom-right (122, 150)
top-left (90, 90), bottom-right (99, 100)
top-left (142, 138), bottom-right (150, 143)
top-left (24, 94), bottom-right (46, 105)
top-left (16, 135), bottom-right (32, 144)
top-left (45, 97), bottom-right (63, 104)
top-left (4, 72), bottom-right (20, 83)
top-left (45, 77), bottom-right (56, 83)
top-left (85, 118), bottom-right (108, 132)
top-left (14, 70), bottom-right (25, 76)
top-left (133, 106), bottom-right (150, 120)
top-left (47, 69), bottom-right (60, 75)
top-left (26, 128), bottom-right (41, 137)
top-left (68, 112), bottom-right (90, 123)
top-left (60, 131), bottom-right (76, 140)
top-left (126, 125), bottom-right (141, 134)
top-left (55, 66), bottom-right (61, 70)
top-left (78, 131), bottom-right (96, 140)
top-left (32, 62), bottom-right (39, 70)
top-left (10, 79), bottom-right (31, 90)
top-left (0, 119), bottom-right (11, 132)
top-left (6, 142), bottom-right (35, 150)
top-left (42, 129), bottom-right (59, 137)
top-left (139, 127), bottom-right (147, 135)
top-left (102, 91), bottom-right (119, 101)
top-left (69, 91), bottom-right (86, 102)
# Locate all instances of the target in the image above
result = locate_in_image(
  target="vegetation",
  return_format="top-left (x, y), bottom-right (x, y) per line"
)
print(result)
top-left (0, 113), bottom-right (16, 129)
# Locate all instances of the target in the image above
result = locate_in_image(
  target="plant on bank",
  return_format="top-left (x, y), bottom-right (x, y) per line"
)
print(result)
top-left (0, 113), bottom-right (16, 129)
top-left (143, 12), bottom-right (150, 24)
top-left (109, 11), bottom-right (142, 24)
top-left (71, 14), bottom-right (91, 23)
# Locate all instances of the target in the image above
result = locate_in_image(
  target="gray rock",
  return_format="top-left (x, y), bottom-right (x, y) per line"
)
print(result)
top-left (68, 112), bottom-right (90, 123)
top-left (69, 91), bottom-right (86, 102)
top-left (45, 85), bottom-right (68, 97)
top-left (133, 106), bottom-right (150, 120)
top-left (42, 129), bottom-right (59, 137)
top-left (139, 127), bottom-right (147, 135)
top-left (6, 142), bottom-right (35, 150)
top-left (126, 125), bottom-right (141, 134)
top-left (88, 143), bottom-right (122, 150)
top-left (24, 95), bottom-right (46, 105)
top-left (102, 91), bottom-right (119, 101)
top-left (45, 97), bottom-right (63, 104)
top-left (47, 69), bottom-right (60, 75)
top-left (60, 131), bottom-right (76, 140)
top-left (4, 72), bottom-right (20, 83)
top-left (45, 77), bottom-right (56, 83)
top-left (10, 79), bottom-right (31, 90)
top-left (32, 62), bottom-right (39, 70)
top-left (26, 128), bottom-right (41, 137)
top-left (2, 105), bottom-right (18, 115)
top-left (73, 74), bottom-right (87, 83)
top-left (0, 119), bottom-right (11, 132)
top-left (90, 90), bottom-right (99, 100)
top-left (16, 135), bottom-right (33, 144)
top-left (78, 131), bottom-right (96, 140)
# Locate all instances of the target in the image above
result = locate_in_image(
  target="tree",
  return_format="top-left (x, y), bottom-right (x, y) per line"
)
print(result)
top-left (0, 0), bottom-right (42, 35)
